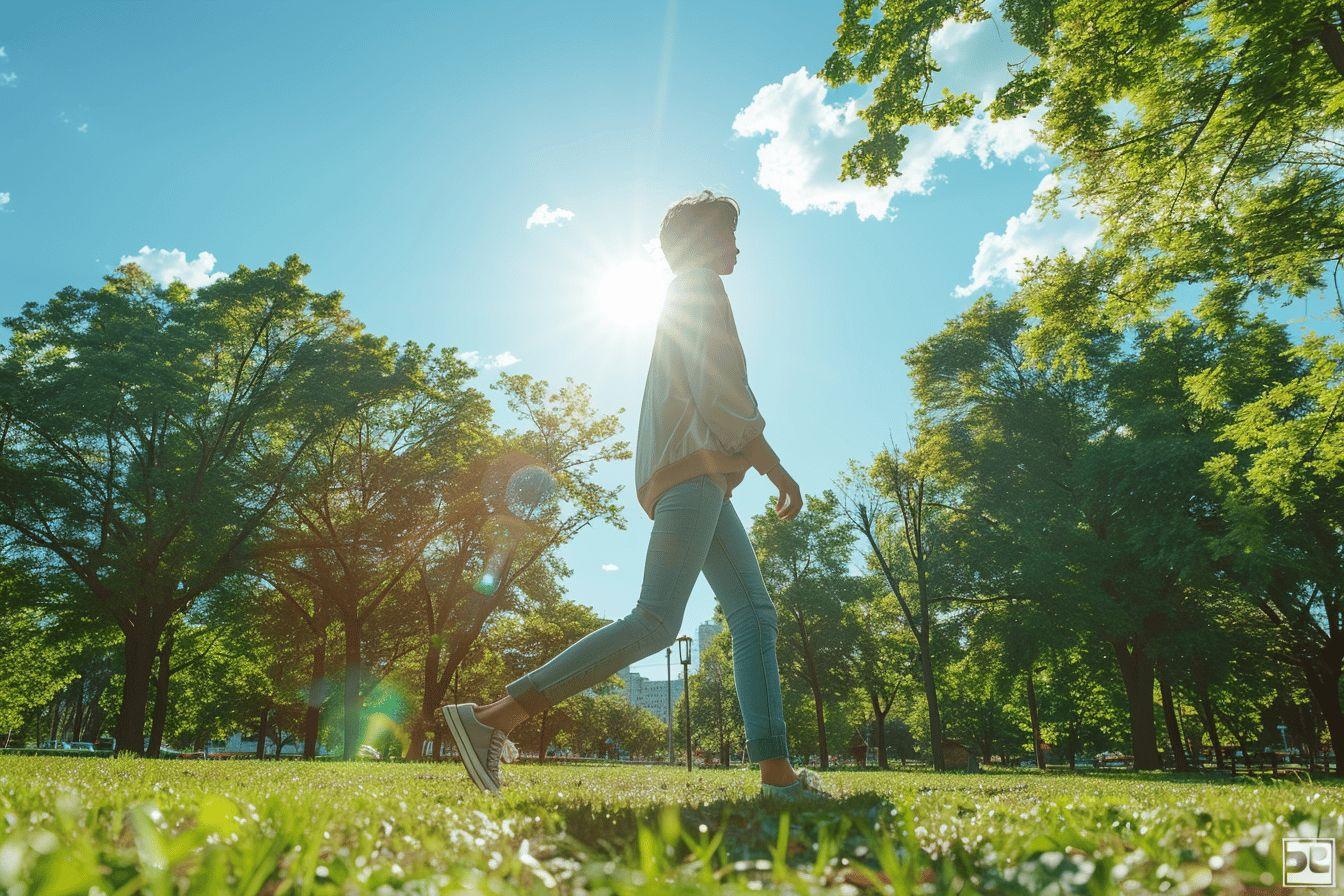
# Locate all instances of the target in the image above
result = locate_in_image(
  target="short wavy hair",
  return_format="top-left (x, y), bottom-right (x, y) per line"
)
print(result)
top-left (659, 190), bottom-right (740, 272)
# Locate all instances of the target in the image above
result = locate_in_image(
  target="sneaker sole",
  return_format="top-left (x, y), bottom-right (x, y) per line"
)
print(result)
top-left (762, 792), bottom-right (834, 803)
top-left (442, 704), bottom-right (500, 793)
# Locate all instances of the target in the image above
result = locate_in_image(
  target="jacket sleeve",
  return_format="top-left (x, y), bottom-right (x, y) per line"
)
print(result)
top-left (666, 269), bottom-right (781, 475)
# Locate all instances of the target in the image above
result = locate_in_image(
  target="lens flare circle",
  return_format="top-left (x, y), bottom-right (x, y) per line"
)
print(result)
top-left (475, 453), bottom-right (557, 596)
top-left (506, 464), bottom-right (556, 520)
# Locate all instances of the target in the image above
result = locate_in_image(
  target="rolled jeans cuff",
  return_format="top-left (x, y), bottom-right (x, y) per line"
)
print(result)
top-left (504, 672), bottom-right (551, 715)
top-left (747, 733), bottom-right (789, 763)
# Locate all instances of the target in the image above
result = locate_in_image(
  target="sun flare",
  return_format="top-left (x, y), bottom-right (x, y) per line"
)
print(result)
top-left (590, 245), bottom-right (672, 330)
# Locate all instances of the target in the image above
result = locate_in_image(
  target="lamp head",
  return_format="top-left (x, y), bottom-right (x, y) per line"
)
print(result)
top-left (676, 634), bottom-right (692, 664)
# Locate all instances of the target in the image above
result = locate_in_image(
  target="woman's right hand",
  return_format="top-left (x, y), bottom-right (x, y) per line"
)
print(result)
top-left (766, 463), bottom-right (803, 520)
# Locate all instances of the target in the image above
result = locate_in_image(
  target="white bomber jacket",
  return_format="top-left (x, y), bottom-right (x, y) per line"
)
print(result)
top-left (634, 266), bottom-right (780, 519)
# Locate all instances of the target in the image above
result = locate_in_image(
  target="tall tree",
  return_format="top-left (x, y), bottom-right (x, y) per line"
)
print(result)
top-left (405, 372), bottom-right (629, 755)
top-left (837, 449), bottom-right (959, 770)
top-left (902, 296), bottom-right (1198, 769)
top-left (259, 344), bottom-right (491, 758)
top-left (1037, 639), bottom-right (1123, 769)
top-left (0, 258), bottom-right (391, 753)
top-left (689, 626), bottom-right (745, 767)
top-left (248, 572), bottom-right (333, 759)
top-left (753, 490), bottom-right (858, 771)
top-left (843, 586), bottom-right (917, 769)
top-left (1202, 317), bottom-right (1344, 773)
top-left (160, 617), bottom-right (275, 753)
top-left (819, 0), bottom-right (1342, 316)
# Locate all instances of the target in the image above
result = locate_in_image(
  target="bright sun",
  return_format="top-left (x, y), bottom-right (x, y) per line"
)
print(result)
top-left (590, 247), bottom-right (672, 330)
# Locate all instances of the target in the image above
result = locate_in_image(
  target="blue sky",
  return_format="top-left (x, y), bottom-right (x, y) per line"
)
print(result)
top-left (2, 2), bottom-right (1091, 679)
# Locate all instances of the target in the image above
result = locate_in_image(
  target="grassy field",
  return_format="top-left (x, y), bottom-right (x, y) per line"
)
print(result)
top-left (1, 757), bottom-right (1341, 895)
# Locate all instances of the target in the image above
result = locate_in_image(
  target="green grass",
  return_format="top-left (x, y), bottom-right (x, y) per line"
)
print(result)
top-left (1, 757), bottom-right (1341, 894)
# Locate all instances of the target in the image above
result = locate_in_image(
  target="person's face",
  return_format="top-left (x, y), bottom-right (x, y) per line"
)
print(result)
top-left (708, 224), bottom-right (739, 276)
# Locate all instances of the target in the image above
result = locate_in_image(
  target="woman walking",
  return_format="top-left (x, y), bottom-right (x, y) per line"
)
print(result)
top-left (442, 191), bottom-right (830, 802)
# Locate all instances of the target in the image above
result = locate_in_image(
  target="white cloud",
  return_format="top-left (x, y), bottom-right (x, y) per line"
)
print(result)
top-left (732, 67), bottom-right (1043, 221)
top-left (455, 350), bottom-right (522, 370)
top-left (731, 69), bottom-right (894, 221)
top-left (601, 563), bottom-right (619, 572)
top-left (0, 193), bottom-right (9, 206)
top-left (926, 7), bottom-right (1025, 101)
top-left (955, 173), bottom-right (1100, 297)
top-left (0, 72), bottom-right (16, 87)
top-left (119, 246), bottom-right (226, 289)
top-left (526, 203), bottom-right (575, 229)
top-left (733, 5), bottom-right (1050, 221)
top-left (0, 46), bottom-right (7, 58)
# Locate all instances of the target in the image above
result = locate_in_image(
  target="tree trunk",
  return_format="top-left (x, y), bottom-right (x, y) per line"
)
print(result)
top-left (1192, 733), bottom-right (1205, 769)
top-left (537, 708), bottom-right (551, 763)
top-left (70, 679), bottom-right (87, 742)
top-left (59, 699), bottom-right (77, 742)
top-left (343, 618), bottom-right (362, 760)
top-left (1234, 733), bottom-right (1253, 771)
top-left (810, 682), bottom-right (829, 771)
top-left (918, 645), bottom-right (945, 770)
top-left (148, 627), bottom-right (175, 757)
top-left (1303, 667), bottom-right (1344, 777)
top-left (1158, 672), bottom-right (1189, 771)
top-left (408, 638), bottom-right (441, 762)
top-left (256, 704), bottom-right (270, 759)
top-left (869, 692), bottom-right (889, 770)
top-left (1292, 696), bottom-right (1319, 771)
top-left (407, 722), bottom-right (427, 761)
top-left (1196, 687), bottom-right (1224, 769)
top-left (114, 623), bottom-right (160, 755)
top-left (84, 700), bottom-right (106, 746)
top-left (431, 725), bottom-right (443, 762)
top-left (303, 635), bottom-right (326, 760)
top-left (794, 617), bottom-right (830, 771)
top-left (1319, 16), bottom-right (1344, 77)
top-left (1110, 639), bottom-right (1161, 770)
top-left (1026, 667), bottom-right (1044, 770)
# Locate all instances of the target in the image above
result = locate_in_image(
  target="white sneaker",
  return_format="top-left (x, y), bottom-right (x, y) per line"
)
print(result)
top-left (760, 767), bottom-right (834, 802)
top-left (441, 703), bottom-right (519, 793)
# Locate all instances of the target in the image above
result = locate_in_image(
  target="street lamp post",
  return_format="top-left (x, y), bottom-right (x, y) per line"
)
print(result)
top-left (677, 635), bottom-right (693, 772)
top-left (665, 647), bottom-right (674, 764)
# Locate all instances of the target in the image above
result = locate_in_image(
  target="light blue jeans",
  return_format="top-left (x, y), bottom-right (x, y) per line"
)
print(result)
top-left (505, 473), bottom-right (790, 762)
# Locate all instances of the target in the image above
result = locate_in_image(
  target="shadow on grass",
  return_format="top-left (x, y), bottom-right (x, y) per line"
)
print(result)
top-left (538, 788), bottom-right (922, 890)
top-left (506, 766), bottom-right (1341, 892)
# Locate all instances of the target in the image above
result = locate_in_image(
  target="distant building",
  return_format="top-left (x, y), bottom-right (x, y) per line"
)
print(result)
top-left (582, 664), bottom-right (684, 723)
top-left (696, 620), bottom-right (723, 670)
top-left (575, 617), bottom-right (722, 722)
